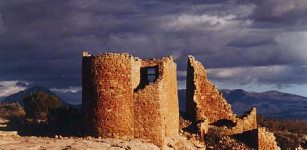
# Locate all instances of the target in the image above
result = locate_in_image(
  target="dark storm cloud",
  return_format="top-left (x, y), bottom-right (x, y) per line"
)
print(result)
top-left (207, 65), bottom-right (307, 86)
top-left (0, 0), bottom-right (306, 102)
top-left (15, 81), bottom-right (28, 87)
top-left (227, 36), bottom-right (277, 48)
top-left (249, 0), bottom-right (307, 29)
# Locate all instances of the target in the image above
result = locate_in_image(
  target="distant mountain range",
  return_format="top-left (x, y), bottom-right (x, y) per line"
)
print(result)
top-left (1, 86), bottom-right (71, 107)
top-left (178, 89), bottom-right (307, 120)
top-left (1, 86), bottom-right (306, 120)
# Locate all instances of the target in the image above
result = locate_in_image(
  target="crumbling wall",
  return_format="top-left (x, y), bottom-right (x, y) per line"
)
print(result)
top-left (157, 57), bottom-right (179, 137)
top-left (227, 127), bottom-right (280, 150)
top-left (236, 108), bottom-right (257, 132)
top-left (82, 52), bottom-right (179, 147)
top-left (131, 58), bottom-right (141, 89)
top-left (133, 57), bottom-right (179, 147)
top-left (258, 127), bottom-right (280, 150)
top-left (216, 108), bottom-right (257, 136)
top-left (186, 55), bottom-right (235, 123)
top-left (133, 77), bottom-right (166, 146)
top-left (133, 59), bottom-right (165, 146)
top-left (185, 55), bottom-right (279, 149)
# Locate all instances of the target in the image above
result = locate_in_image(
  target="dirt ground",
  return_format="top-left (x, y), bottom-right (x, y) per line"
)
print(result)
top-left (0, 136), bottom-right (160, 150)
top-left (0, 117), bottom-right (205, 150)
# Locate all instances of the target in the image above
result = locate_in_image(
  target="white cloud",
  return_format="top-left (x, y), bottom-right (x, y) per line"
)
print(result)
top-left (275, 31), bottom-right (307, 63)
top-left (161, 14), bottom-right (252, 31)
top-left (164, 14), bottom-right (236, 30)
top-left (178, 65), bottom-right (295, 86)
top-left (259, 0), bottom-right (307, 17)
top-left (50, 86), bottom-right (81, 94)
top-left (177, 70), bottom-right (187, 78)
top-left (0, 81), bottom-right (29, 98)
top-left (270, 1), bottom-right (296, 17)
top-left (207, 65), bottom-right (297, 85)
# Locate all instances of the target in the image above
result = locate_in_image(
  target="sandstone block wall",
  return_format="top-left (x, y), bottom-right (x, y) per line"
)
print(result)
top-left (185, 55), bottom-right (280, 150)
top-left (186, 55), bottom-right (235, 123)
top-left (217, 108), bottom-right (257, 136)
top-left (82, 52), bottom-right (279, 149)
top-left (82, 52), bottom-right (134, 138)
top-left (258, 127), bottom-right (280, 150)
top-left (237, 108), bottom-right (257, 132)
top-left (133, 57), bottom-right (179, 146)
top-left (82, 52), bottom-right (179, 147)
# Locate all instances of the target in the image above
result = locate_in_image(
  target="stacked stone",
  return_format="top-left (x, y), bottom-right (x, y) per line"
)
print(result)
top-left (258, 127), bottom-right (280, 150)
top-left (133, 80), bottom-right (165, 146)
top-left (82, 53), bottom-right (134, 138)
top-left (239, 108), bottom-right (257, 131)
top-left (218, 108), bottom-right (258, 136)
top-left (186, 55), bottom-right (235, 123)
top-left (185, 55), bottom-right (280, 150)
top-left (133, 58), bottom-right (165, 145)
top-left (82, 52), bottom-right (179, 148)
top-left (162, 58), bottom-right (179, 137)
top-left (133, 57), bottom-right (179, 147)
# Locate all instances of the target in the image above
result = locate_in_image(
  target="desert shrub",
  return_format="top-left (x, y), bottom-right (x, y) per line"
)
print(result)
top-left (257, 115), bottom-right (307, 134)
top-left (257, 115), bottom-right (307, 149)
top-left (274, 131), bottom-right (302, 150)
top-left (23, 92), bottom-right (62, 119)
top-left (0, 103), bottom-right (26, 119)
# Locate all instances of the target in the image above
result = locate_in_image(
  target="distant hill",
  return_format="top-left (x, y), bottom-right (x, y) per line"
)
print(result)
top-left (4, 86), bottom-right (306, 119)
top-left (178, 89), bottom-right (307, 120)
top-left (1, 86), bottom-right (71, 107)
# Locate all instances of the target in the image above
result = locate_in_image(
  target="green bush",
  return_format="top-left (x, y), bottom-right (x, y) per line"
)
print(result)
top-left (23, 92), bottom-right (62, 119)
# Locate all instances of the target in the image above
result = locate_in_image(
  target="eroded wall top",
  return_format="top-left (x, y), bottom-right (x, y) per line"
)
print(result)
top-left (186, 55), bottom-right (236, 123)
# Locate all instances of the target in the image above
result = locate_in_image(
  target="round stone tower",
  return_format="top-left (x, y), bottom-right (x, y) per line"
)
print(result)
top-left (82, 52), bottom-right (135, 138)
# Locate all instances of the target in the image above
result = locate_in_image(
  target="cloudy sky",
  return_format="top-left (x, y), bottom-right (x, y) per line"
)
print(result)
top-left (0, 0), bottom-right (307, 104)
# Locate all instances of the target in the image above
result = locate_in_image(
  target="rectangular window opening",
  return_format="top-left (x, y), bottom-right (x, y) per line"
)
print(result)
top-left (147, 67), bottom-right (157, 83)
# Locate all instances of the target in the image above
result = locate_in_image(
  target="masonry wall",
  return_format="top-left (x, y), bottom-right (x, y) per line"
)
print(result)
top-left (237, 108), bottom-right (257, 132)
top-left (163, 59), bottom-right (179, 137)
top-left (186, 55), bottom-right (235, 123)
top-left (133, 59), bottom-right (165, 146)
top-left (217, 108), bottom-right (257, 136)
top-left (185, 55), bottom-right (279, 149)
top-left (82, 53), bottom-right (134, 138)
top-left (133, 79), bottom-right (165, 146)
top-left (152, 57), bottom-right (179, 137)
top-left (82, 52), bottom-right (179, 147)
top-left (133, 57), bottom-right (179, 147)
top-left (131, 58), bottom-right (141, 89)
top-left (258, 127), bottom-right (280, 150)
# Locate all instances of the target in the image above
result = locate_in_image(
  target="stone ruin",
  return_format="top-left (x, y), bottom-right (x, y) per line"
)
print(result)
top-left (82, 52), bottom-right (179, 147)
top-left (186, 55), bottom-right (280, 150)
top-left (82, 52), bottom-right (280, 149)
